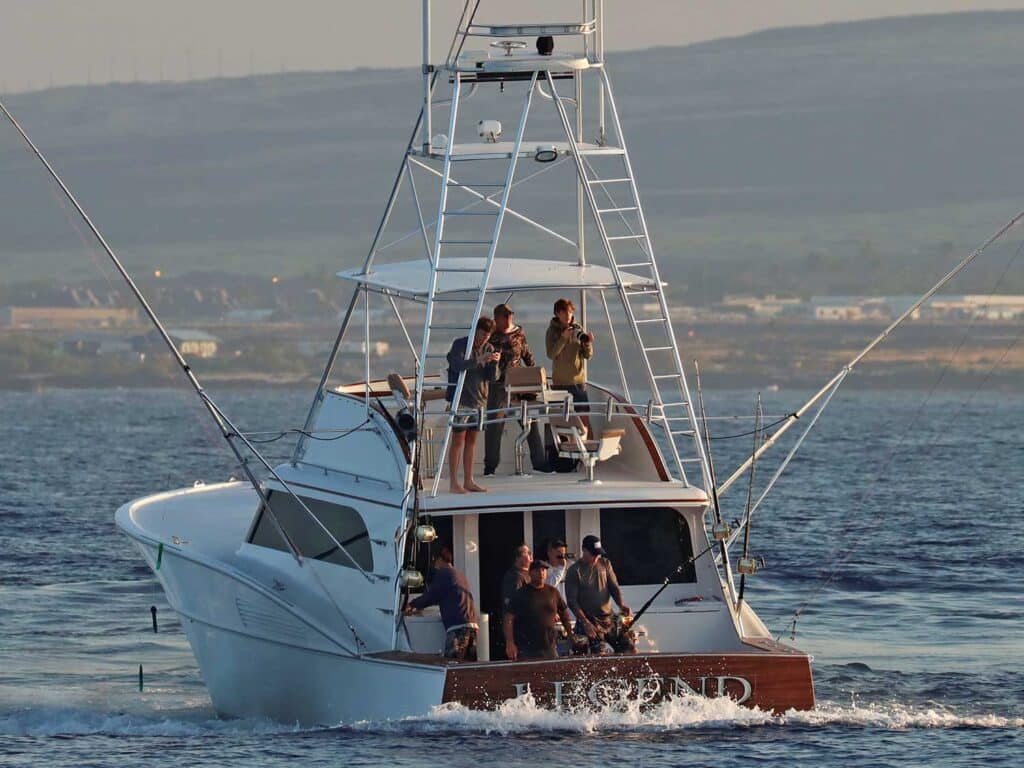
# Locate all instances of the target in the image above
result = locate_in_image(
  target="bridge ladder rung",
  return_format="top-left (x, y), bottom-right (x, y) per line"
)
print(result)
top-left (448, 182), bottom-right (506, 188)
top-left (443, 210), bottom-right (499, 216)
top-left (652, 373), bottom-right (682, 380)
top-left (439, 239), bottom-right (495, 245)
top-left (586, 177), bottom-right (631, 185)
top-left (597, 206), bottom-right (638, 214)
top-left (642, 346), bottom-right (674, 352)
top-left (634, 317), bottom-right (667, 325)
top-left (618, 262), bottom-right (653, 269)
top-left (607, 234), bottom-right (646, 242)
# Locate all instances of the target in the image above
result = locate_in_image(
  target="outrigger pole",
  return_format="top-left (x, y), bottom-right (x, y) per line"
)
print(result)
top-left (0, 101), bottom-right (379, 591)
top-left (694, 361), bottom-right (738, 604)
top-left (716, 206), bottom-right (1024, 498)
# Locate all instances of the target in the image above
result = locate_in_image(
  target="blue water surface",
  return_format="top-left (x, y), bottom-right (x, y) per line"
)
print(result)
top-left (0, 387), bottom-right (1021, 767)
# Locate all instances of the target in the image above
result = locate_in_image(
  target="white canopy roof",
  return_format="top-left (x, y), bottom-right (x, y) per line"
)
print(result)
top-left (338, 258), bottom-right (658, 297)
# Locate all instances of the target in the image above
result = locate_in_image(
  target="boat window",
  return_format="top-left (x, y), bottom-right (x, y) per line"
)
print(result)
top-left (598, 507), bottom-right (695, 585)
top-left (249, 491), bottom-right (373, 571)
top-left (531, 509), bottom-right (566, 559)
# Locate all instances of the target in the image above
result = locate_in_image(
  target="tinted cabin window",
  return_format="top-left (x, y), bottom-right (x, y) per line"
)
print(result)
top-left (532, 509), bottom-right (566, 560)
top-left (599, 507), bottom-right (695, 585)
top-left (250, 491), bottom-right (373, 571)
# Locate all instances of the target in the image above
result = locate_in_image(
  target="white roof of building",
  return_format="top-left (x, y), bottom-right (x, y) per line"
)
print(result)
top-left (338, 258), bottom-right (658, 297)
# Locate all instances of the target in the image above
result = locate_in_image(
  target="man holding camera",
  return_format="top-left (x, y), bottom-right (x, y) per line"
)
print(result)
top-left (545, 297), bottom-right (594, 433)
top-left (484, 304), bottom-right (549, 476)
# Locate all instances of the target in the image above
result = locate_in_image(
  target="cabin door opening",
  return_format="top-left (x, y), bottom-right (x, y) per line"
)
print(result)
top-left (477, 511), bottom-right (524, 660)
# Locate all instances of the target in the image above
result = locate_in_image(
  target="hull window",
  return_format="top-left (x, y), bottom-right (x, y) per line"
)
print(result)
top-left (249, 491), bottom-right (373, 571)
top-left (598, 507), bottom-right (695, 585)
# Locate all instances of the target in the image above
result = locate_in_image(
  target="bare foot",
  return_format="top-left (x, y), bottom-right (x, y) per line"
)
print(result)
top-left (449, 484), bottom-right (468, 494)
top-left (465, 482), bottom-right (488, 493)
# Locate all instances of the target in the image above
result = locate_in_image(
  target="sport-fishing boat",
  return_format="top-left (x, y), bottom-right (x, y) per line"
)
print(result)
top-left (110, 3), bottom-right (817, 723)
top-left (6, 1), bottom-right (1019, 729)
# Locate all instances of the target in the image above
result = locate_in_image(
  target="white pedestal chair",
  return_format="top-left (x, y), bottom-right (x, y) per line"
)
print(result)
top-left (503, 366), bottom-right (558, 475)
top-left (550, 421), bottom-right (626, 483)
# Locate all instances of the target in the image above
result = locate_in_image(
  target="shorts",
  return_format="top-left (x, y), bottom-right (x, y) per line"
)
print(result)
top-left (444, 626), bottom-right (478, 661)
top-left (450, 411), bottom-right (483, 432)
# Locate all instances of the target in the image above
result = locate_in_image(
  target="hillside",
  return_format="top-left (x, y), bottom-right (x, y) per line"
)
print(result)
top-left (2, 11), bottom-right (1024, 299)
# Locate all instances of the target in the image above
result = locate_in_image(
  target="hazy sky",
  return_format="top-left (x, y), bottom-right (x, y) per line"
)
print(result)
top-left (4, 0), bottom-right (1024, 93)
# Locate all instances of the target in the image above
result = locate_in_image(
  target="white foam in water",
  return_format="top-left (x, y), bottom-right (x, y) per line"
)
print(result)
top-left (409, 692), bottom-right (1024, 735)
top-left (3, 692), bottom-right (1021, 737)
top-left (0, 686), bottom-right (299, 738)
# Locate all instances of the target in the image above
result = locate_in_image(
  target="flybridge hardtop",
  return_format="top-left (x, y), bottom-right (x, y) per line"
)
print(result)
top-left (304, 2), bottom-right (714, 498)
top-left (9, 0), bottom-right (1018, 728)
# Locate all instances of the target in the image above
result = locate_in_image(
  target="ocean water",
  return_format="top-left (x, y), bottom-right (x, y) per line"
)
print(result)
top-left (0, 386), bottom-right (1021, 767)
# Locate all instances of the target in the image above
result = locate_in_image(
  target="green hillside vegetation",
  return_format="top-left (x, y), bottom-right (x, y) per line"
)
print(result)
top-left (2, 11), bottom-right (1024, 300)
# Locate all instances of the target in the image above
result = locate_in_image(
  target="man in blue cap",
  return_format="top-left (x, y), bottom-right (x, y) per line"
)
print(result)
top-left (564, 534), bottom-right (635, 654)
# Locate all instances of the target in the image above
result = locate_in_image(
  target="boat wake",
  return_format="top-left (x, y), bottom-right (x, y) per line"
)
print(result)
top-left (0, 705), bottom-right (294, 738)
top-left (2, 692), bottom-right (1020, 738)
top-left (393, 692), bottom-right (1024, 735)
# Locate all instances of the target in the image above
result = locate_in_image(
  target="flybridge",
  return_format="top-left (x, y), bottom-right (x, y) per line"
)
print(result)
top-left (297, 0), bottom-right (713, 496)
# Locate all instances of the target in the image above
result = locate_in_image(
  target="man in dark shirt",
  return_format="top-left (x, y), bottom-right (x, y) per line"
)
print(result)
top-left (484, 303), bottom-right (548, 475)
top-left (564, 534), bottom-right (635, 654)
top-left (500, 542), bottom-right (532, 614)
top-left (404, 546), bottom-right (478, 661)
top-left (503, 560), bottom-right (575, 661)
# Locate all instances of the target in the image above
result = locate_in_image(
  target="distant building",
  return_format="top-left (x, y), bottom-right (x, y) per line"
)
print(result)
top-left (1, 306), bottom-right (139, 329)
top-left (62, 333), bottom-right (136, 357)
top-left (813, 303), bottom-right (864, 321)
top-left (930, 295), bottom-right (1024, 320)
top-left (722, 294), bottom-right (803, 319)
top-left (136, 329), bottom-right (220, 359)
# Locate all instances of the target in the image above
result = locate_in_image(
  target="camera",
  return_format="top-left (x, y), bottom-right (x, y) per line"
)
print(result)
top-left (572, 325), bottom-right (593, 345)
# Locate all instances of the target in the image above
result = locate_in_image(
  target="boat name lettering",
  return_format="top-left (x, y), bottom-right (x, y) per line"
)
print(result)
top-left (512, 674), bottom-right (753, 706)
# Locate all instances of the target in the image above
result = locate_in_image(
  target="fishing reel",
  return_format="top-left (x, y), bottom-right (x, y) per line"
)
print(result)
top-left (399, 568), bottom-right (425, 589)
top-left (712, 521), bottom-right (731, 541)
top-left (414, 523), bottom-right (437, 543)
top-left (737, 556), bottom-right (766, 576)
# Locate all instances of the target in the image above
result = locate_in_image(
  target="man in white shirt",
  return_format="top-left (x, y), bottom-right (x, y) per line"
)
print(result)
top-left (544, 538), bottom-right (571, 597)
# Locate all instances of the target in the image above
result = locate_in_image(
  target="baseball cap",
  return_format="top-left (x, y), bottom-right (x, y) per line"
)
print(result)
top-left (529, 559), bottom-right (551, 571)
top-left (581, 535), bottom-right (605, 556)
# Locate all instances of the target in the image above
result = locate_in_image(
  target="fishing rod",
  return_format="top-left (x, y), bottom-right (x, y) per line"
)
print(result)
top-left (626, 563), bottom-right (689, 628)
top-left (0, 100), bottom-right (380, 588)
top-left (715, 205), bottom-right (1024, 498)
top-left (736, 393), bottom-right (763, 607)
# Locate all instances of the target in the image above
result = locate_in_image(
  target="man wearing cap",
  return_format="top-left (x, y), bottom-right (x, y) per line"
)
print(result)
top-left (484, 303), bottom-right (549, 476)
top-left (504, 559), bottom-right (576, 661)
top-left (564, 534), bottom-right (635, 654)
